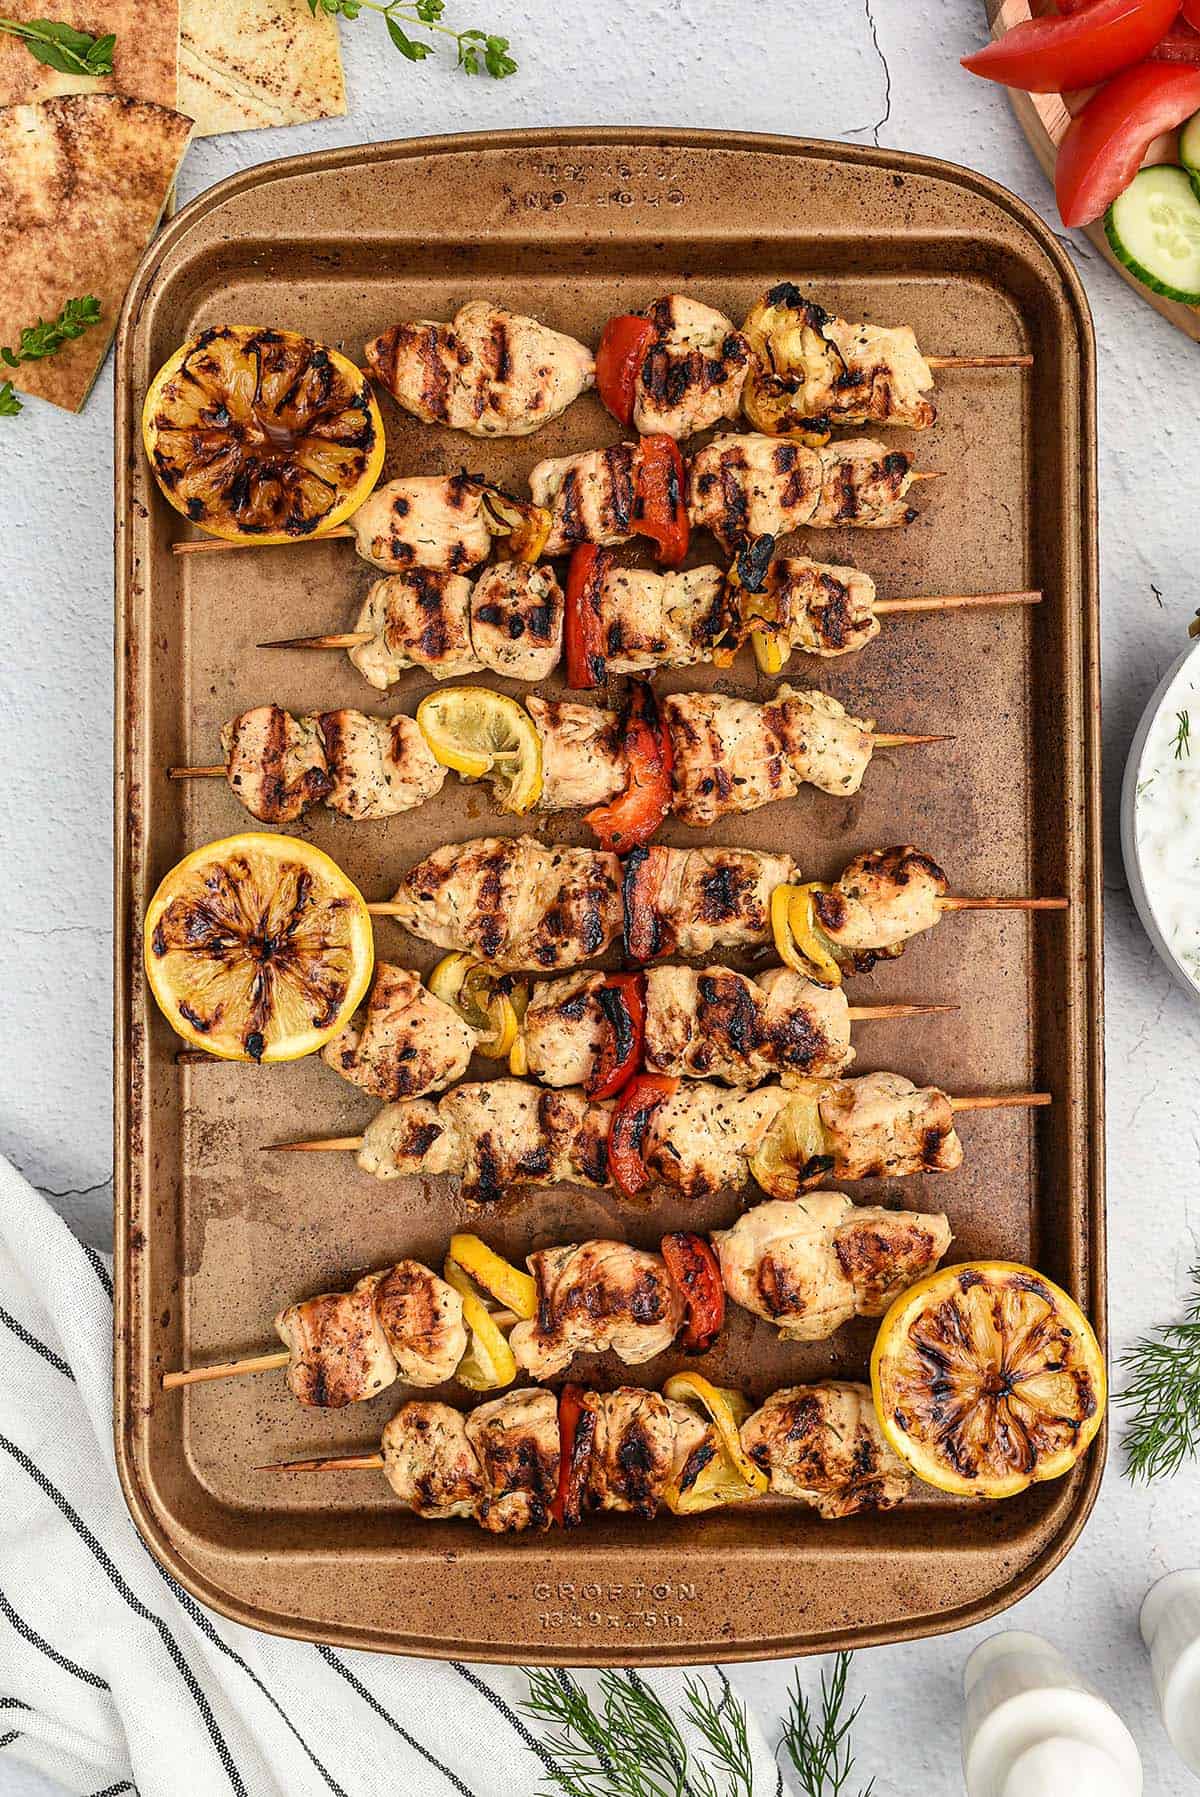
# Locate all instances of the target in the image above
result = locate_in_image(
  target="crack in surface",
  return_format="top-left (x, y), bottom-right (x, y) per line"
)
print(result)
top-left (851, 0), bottom-right (892, 145)
top-left (38, 1178), bottom-right (113, 1202)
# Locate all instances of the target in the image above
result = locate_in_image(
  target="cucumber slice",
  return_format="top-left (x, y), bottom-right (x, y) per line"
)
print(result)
top-left (1180, 108), bottom-right (1200, 177)
top-left (1106, 166), bottom-right (1200, 305)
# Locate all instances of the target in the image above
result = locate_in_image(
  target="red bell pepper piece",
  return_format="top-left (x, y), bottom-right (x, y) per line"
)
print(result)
top-left (1153, 18), bottom-right (1200, 55)
top-left (595, 314), bottom-right (656, 426)
top-left (660, 1232), bottom-right (726, 1354)
top-left (1056, 59), bottom-right (1200, 223)
top-left (550, 1383), bottom-right (595, 1528)
top-left (621, 844), bottom-right (671, 962)
top-left (1184, 0), bottom-right (1200, 25)
top-left (585, 680), bottom-right (674, 854)
top-left (631, 434), bottom-right (689, 567)
top-left (963, 0), bottom-right (1181, 92)
top-left (586, 972), bottom-right (647, 1100)
top-left (564, 543), bottom-right (608, 689)
top-left (607, 1073), bottom-right (679, 1198)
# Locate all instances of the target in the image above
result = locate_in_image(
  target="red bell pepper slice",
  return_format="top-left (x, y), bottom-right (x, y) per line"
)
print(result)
top-left (585, 680), bottom-right (675, 854)
top-left (631, 434), bottom-right (689, 567)
top-left (1184, 0), bottom-right (1200, 26)
top-left (595, 314), bottom-right (656, 426)
top-left (586, 972), bottom-right (647, 1100)
top-left (621, 843), bottom-right (672, 962)
top-left (962, 0), bottom-right (1181, 92)
top-left (1056, 59), bottom-right (1200, 223)
top-left (550, 1383), bottom-right (595, 1528)
top-left (660, 1232), bottom-right (726, 1354)
top-left (607, 1073), bottom-right (679, 1198)
top-left (564, 543), bottom-right (608, 689)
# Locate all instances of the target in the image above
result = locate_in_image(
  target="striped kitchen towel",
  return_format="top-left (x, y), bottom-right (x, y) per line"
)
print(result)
top-left (0, 1155), bottom-right (798, 1797)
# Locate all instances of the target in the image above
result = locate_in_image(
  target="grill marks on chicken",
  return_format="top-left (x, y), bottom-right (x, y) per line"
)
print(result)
top-left (273, 1260), bottom-right (467, 1407)
top-left (754, 557), bottom-right (881, 657)
top-left (715, 1194), bottom-right (951, 1341)
top-left (687, 435), bottom-right (918, 552)
top-left (596, 563), bottom-right (734, 673)
top-left (629, 843), bottom-right (795, 960)
top-left (221, 704), bottom-right (445, 824)
top-left (633, 295), bottom-right (751, 440)
top-left (321, 963), bottom-right (476, 1103)
top-left (664, 685), bottom-right (875, 826)
top-left (348, 562), bottom-right (564, 689)
top-left (815, 846), bottom-right (949, 959)
top-left (529, 442), bottom-right (640, 556)
top-left (346, 474), bottom-right (494, 573)
top-left (374, 1380), bottom-right (911, 1528)
top-left (742, 286), bottom-right (937, 435)
top-left (365, 303), bottom-right (595, 439)
top-left (510, 1242), bottom-right (684, 1380)
top-left (526, 696), bottom-right (626, 811)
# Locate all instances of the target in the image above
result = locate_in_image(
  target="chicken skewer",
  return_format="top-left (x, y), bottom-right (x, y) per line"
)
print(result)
top-left (257, 545), bottom-right (1040, 690)
top-left (259, 1378), bottom-right (915, 1526)
top-left (166, 689), bottom-right (946, 830)
top-left (161, 1194), bottom-right (954, 1401)
top-left (267, 1071), bottom-right (1049, 1203)
top-left (368, 836), bottom-right (1065, 975)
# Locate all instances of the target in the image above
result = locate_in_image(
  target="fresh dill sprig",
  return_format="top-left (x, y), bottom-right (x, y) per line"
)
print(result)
top-left (1174, 709), bottom-right (1192, 760)
top-left (309, 0), bottom-right (516, 76)
top-left (780, 1652), bottom-right (874, 1797)
top-left (0, 380), bottom-right (20, 416)
top-left (521, 1666), bottom-right (754, 1797)
top-left (0, 296), bottom-right (101, 420)
top-left (1118, 1263), bottom-right (1200, 1482)
top-left (0, 14), bottom-right (114, 74)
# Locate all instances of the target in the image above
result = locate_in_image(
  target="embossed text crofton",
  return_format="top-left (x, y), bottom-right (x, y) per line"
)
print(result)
top-left (114, 130), bottom-right (1104, 1664)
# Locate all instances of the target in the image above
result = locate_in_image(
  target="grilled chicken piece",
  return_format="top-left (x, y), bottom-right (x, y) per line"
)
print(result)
top-left (322, 964), bottom-right (477, 1103)
top-left (640, 1082), bottom-right (787, 1199)
top-left (468, 563), bottom-right (563, 681)
top-left (221, 706), bottom-right (331, 824)
top-left (715, 1194), bottom-right (951, 1341)
top-left (316, 710), bottom-right (445, 820)
top-left (346, 474), bottom-right (493, 573)
top-left (598, 563), bottom-right (734, 673)
top-left (814, 846), bottom-right (948, 959)
top-left (393, 835), bottom-right (623, 970)
top-left (664, 685), bottom-right (875, 826)
top-left (357, 1080), bottom-right (612, 1201)
top-left (632, 295), bottom-right (750, 440)
top-left (742, 286), bottom-right (936, 434)
top-left (381, 1402), bottom-right (484, 1519)
top-left (509, 1242), bottom-right (683, 1379)
top-left (687, 434), bottom-right (917, 551)
top-left (644, 965), bottom-right (854, 1085)
top-left (523, 970), bottom-right (613, 1088)
top-left (753, 557), bottom-right (880, 658)
top-left (630, 843), bottom-right (795, 959)
top-left (274, 1275), bottom-right (398, 1408)
top-left (465, 1387), bottom-right (560, 1532)
top-left (365, 303), bottom-right (594, 438)
top-left (529, 442), bottom-right (639, 555)
top-left (740, 1382), bottom-right (912, 1517)
top-left (577, 1387), bottom-right (677, 1517)
top-left (348, 569), bottom-right (479, 688)
top-left (817, 1070), bottom-right (962, 1180)
top-left (526, 696), bottom-right (625, 811)
top-left (366, 1260), bottom-right (468, 1384)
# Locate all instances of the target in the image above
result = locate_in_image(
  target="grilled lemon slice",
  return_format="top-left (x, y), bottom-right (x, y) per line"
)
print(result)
top-left (871, 1261), bottom-right (1105, 1500)
top-left (143, 833), bottom-right (373, 1062)
top-left (142, 325), bottom-right (384, 543)
top-left (416, 687), bottom-right (543, 814)
top-left (748, 1084), bottom-right (833, 1198)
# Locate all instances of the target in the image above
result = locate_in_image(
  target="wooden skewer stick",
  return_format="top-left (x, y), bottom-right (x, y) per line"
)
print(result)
top-left (872, 733), bottom-right (953, 749)
top-left (168, 764), bottom-right (225, 779)
top-left (172, 526), bottom-right (355, 558)
top-left (875, 590), bottom-right (1041, 617)
top-left (847, 1002), bottom-right (957, 1021)
top-left (265, 1090), bottom-right (1053, 1156)
top-left (163, 1350), bottom-right (288, 1389)
top-left (261, 1453), bottom-right (384, 1473)
top-left (926, 354), bottom-right (1034, 370)
top-left (259, 630), bottom-right (374, 651)
top-left (937, 896), bottom-right (1068, 912)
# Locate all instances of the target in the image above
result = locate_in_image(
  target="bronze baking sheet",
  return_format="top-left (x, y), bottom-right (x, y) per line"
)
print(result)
top-left (114, 129), bottom-right (1104, 1664)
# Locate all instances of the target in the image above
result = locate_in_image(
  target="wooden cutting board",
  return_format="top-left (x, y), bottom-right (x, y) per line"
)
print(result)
top-left (985, 0), bottom-right (1200, 339)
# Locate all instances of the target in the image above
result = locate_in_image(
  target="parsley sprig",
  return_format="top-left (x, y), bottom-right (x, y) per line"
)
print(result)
top-left (1119, 1264), bottom-right (1200, 1482)
top-left (0, 295), bottom-right (102, 417)
top-left (309, 0), bottom-right (515, 76)
top-left (521, 1654), bottom-right (873, 1796)
top-left (0, 15), bottom-right (114, 75)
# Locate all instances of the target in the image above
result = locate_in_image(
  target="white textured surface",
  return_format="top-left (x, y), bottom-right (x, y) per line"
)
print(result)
top-left (1, 0), bottom-right (1199, 1790)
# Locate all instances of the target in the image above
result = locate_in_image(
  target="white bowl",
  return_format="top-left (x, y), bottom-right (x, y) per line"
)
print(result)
top-left (1120, 635), bottom-right (1200, 998)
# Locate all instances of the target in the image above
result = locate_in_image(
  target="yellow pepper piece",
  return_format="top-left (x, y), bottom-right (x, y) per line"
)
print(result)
top-left (427, 951), bottom-right (474, 1009)
top-left (509, 1032), bottom-right (529, 1076)
top-left (770, 882), bottom-right (842, 987)
top-left (428, 956), bottom-right (520, 1057)
top-left (663, 1372), bottom-right (769, 1494)
top-left (481, 490), bottom-right (552, 563)
top-left (747, 1084), bottom-right (831, 1201)
top-left (443, 1256), bottom-right (518, 1392)
top-left (448, 1233), bottom-right (537, 1321)
top-left (665, 1448), bottom-right (764, 1515)
top-left (750, 629), bottom-right (786, 676)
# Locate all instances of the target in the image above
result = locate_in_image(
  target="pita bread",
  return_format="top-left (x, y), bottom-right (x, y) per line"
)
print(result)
top-left (178, 0), bottom-right (345, 136)
top-left (0, 93), bottom-right (191, 411)
top-left (0, 0), bottom-right (179, 109)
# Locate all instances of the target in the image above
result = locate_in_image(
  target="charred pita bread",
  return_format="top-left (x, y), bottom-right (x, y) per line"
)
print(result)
top-left (178, 0), bottom-right (345, 136)
top-left (0, 0), bottom-right (179, 109)
top-left (0, 93), bottom-right (191, 411)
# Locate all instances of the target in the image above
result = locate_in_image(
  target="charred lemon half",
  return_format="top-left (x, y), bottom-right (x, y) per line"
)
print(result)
top-left (143, 833), bottom-right (373, 1062)
top-left (871, 1261), bottom-right (1105, 1500)
top-left (142, 325), bottom-right (385, 543)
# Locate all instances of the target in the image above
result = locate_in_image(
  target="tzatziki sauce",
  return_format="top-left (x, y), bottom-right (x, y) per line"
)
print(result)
top-left (1135, 655), bottom-right (1200, 991)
